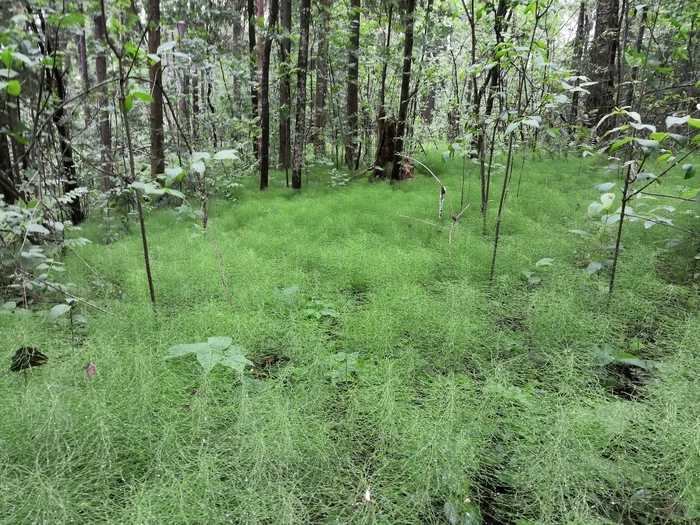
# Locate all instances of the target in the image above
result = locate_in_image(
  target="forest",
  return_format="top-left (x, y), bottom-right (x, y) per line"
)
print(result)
top-left (0, 0), bottom-right (699, 523)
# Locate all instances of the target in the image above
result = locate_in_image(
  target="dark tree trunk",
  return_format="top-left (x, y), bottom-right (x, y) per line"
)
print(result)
top-left (148, 0), bottom-right (165, 180)
top-left (0, 100), bottom-right (20, 204)
top-left (192, 71), bottom-right (199, 142)
top-left (345, 0), bottom-right (361, 169)
top-left (586, 0), bottom-right (620, 130)
top-left (626, 5), bottom-right (647, 106)
top-left (260, 0), bottom-right (280, 189)
top-left (76, 3), bottom-right (90, 128)
top-left (94, 13), bottom-right (113, 189)
top-left (247, 0), bottom-right (259, 158)
top-left (279, 0), bottom-right (292, 169)
top-left (373, 3), bottom-right (393, 179)
top-left (390, 0), bottom-right (416, 181)
top-left (569, 1), bottom-right (586, 132)
top-left (313, 0), bottom-right (331, 156)
top-left (292, 0), bottom-right (311, 189)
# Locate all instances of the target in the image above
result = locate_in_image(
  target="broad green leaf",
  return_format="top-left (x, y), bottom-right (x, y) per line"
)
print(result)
top-left (213, 149), bottom-right (239, 161)
top-left (666, 115), bottom-right (689, 128)
top-left (522, 118), bottom-right (540, 128)
top-left (669, 134), bottom-right (688, 147)
top-left (601, 213), bottom-right (621, 226)
top-left (626, 111), bottom-right (641, 123)
top-left (207, 336), bottom-right (233, 351)
top-left (687, 118), bottom-right (700, 129)
top-left (157, 41), bottom-right (177, 54)
top-left (596, 182), bottom-right (615, 192)
top-left (50, 303), bottom-right (71, 319)
top-left (587, 261), bottom-right (603, 274)
top-left (166, 342), bottom-right (208, 358)
top-left (163, 187), bottom-right (185, 199)
top-left (610, 136), bottom-right (634, 153)
top-left (505, 121), bottom-right (520, 135)
top-left (191, 161), bottom-right (206, 174)
top-left (27, 223), bottom-right (50, 234)
top-left (635, 138), bottom-right (659, 149)
top-left (2, 301), bottom-right (16, 310)
top-left (12, 52), bottom-right (32, 66)
top-left (131, 90), bottom-right (154, 103)
top-left (600, 192), bottom-right (615, 209)
top-left (191, 152), bottom-right (211, 162)
top-left (125, 94), bottom-right (134, 112)
top-left (221, 345), bottom-right (253, 373)
top-left (5, 80), bottom-right (20, 96)
top-left (147, 54), bottom-right (161, 64)
top-left (568, 229), bottom-right (590, 236)
top-left (196, 346), bottom-right (222, 373)
top-left (165, 167), bottom-right (184, 178)
top-left (683, 164), bottom-right (696, 179)
top-left (535, 258), bottom-right (554, 267)
top-left (648, 132), bottom-right (668, 142)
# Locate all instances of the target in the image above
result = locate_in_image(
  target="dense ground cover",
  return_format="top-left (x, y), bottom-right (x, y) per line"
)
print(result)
top-left (1, 155), bottom-right (699, 524)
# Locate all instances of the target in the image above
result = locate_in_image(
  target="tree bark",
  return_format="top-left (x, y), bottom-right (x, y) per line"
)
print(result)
top-left (345, 0), bottom-right (361, 169)
top-left (586, 0), bottom-right (620, 130)
top-left (260, 0), bottom-right (280, 189)
top-left (94, 13), bottom-right (113, 189)
top-left (0, 99), bottom-right (20, 204)
top-left (292, 0), bottom-right (311, 189)
top-left (76, 3), bottom-right (90, 128)
top-left (248, 0), bottom-right (260, 159)
top-left (279, 0), bottom-right (292, 169)
top-left (148, 0), bottom-right (165, 180)
top-left (177, 21), bottom-right (190, 137)
top-left (313, 0), bottom-right (331, 156)
top-left (569, 1), bottom-right (586, 132)
top-left (372, 3), bottom-right (393, 179)
top-left (390, 0), bottom-right (416, 181)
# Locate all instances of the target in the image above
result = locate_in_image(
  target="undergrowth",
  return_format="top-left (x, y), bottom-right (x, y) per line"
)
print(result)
top-left (1, 154), bottom-right (698, 524)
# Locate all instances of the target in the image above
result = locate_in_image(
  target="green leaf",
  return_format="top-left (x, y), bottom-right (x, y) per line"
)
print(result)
top-left (596, 182), bottom-right (615, 192)
top-left (505, 121), bottom-right (520, 135)
top-left (27, 223), bottom-right (50, 234)
top-left (157, 41), bottom-right (177, 54)
top-left (207, 336), bottom-right (233, 351)
top-left (687, 118), bottom-right (700, 129)
top-left (221, 345), bottom-right (253, 373)
top-left (191, 152), bottom-right (211, 162)
top-left (147, 54), bottom-right (161, 65)
top-left (125, 95), bottom-right (134, 112)
top-left (535, 258), bottom-right (554, 267)
top-left (610, 136), bottom-right (634, 153)
top-left (50, 303), bottom-right (71, 319)
top-left (163, 187), bottom-right (185, 199)
top-left (635, 138), bottom-right (659, 149)
top-left (669, 134), bottom-right (688, 147)
top-left (682, 164), bottom-right (696, 179)
top-left (213, 149), bottom-right (239, 161)
top-left (5, 80), bottom-right (20, 96)
top-left (165, 167), bottom-right (184, 179)
top-left (196, 346), bottom-right (222, 373)
top-left (166, 342), bottom-right (209, 358)
top-left (666, 115), bottom-right (689, 128)
top-left (131, 90), bottom-right (154, 103)
top-left (191, 161), bottom-right (206, 175)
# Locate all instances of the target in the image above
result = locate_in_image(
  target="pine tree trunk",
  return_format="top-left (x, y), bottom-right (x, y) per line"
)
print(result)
top-left (586, 0), bottom-right (620, 131)
top-left (345, 0), bottom-right (360, 169)
top-left (292, 0), bottom-right (311, 189)
top-left (390, 0), bottom-right (416, 181)
top-left (76, 3), bottom-right (90, 128)
top-left (313, 0), bottom-right (330, 156)
top-left (177, 21), bottom-right (190, 137)
top-left (148, 0), bottom-right (165, 180)
top-left (248, 0), bottom-right (259, 159)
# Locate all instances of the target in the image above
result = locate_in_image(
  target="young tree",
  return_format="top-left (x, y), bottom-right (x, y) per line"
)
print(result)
top-left (292, 0), bottom-right (311, 189)
top-left (148, 0), bottom-right (165, 180)
top-left (390, 0), bottom-right (416, 181)
top-left (345, 0), bottom-right (361, 169)
top-left (94, 12), bottom-right (113, 188)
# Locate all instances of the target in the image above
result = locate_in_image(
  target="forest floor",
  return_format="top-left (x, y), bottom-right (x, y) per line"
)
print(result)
top-left (1, 153), bottom-right (699, 525)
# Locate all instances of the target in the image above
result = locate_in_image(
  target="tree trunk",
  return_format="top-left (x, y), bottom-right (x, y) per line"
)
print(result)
top-left (373, 3), bottom-right (393, 179)
top-left (94, 13), bottom-right (113, 189)
top-left (345, 0), bottom-right (361, 169)
top-left (0, 100), bottom-right (20, 204)
top-left (76, 3), bottom-right (90, 128)
top-left (569, 1), bottom-right (586, 132)
top-left (148, 0), bottom-right (165, 180)
top-left (626, 5), bottom-right (647, 106)
top-left (390, 0), bottom-right (416, 181)
top-left (177, 21), bottom-right (190, 137)
top-left (248, 0), bottom-right (259, 159)
top-left (260, 0), bottom-right (280, 189)
top-left (192, 71), bottom-right (199, 142)
top-left (586, 0), bottom-right (620, 130)
top-left (279, 0), bottom-right (292, 169)
top-left (313, 0), bottom-right (330, 156)
top-left (292, 0), bottom-right (311, 189)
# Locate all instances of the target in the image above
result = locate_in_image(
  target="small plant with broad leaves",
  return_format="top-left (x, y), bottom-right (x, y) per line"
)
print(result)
top-left (521, 257), bottom-right (554, 286)
top-left (326, 351), bottom-right (365, 384)
top-left (166, 337), bottom-right (252, 374)
top-left (303, 297), bottom-right (340, 320)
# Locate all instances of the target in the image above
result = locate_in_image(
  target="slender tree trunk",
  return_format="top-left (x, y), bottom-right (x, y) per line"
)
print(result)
top-left (279, 0), bottom-right (292, 169)
top-left (372, 3), bottom-right (393, 179)
top-left (626, 5), bottom-right (647, 106)
top-left (94, 13), bottom-right (113, 189)
top-left (248, 0), bottom-right (259, 159)
top-left (177, 21), bottom-right (190, 137)
top-left (292, 0), bottom-right (311, 189)
top-left (260, 0), bottom-right (280, 189)
top-left (233, 0), bottom-right (244, 104)
top-left (148, 0), bottom-right (165, 180)
top-left (76, 3), bottom-right (90, 128)
top-left (0, 100), bottom-right (20, 204)
top-left (569, 1), bottom-right (586, 133)
top-left (345, 0), bottom-right (361, 169)
top-left (192, 71), bottom-right (199, 142)
top-left (313, 0), bottom-right (330, 155)
top-left (390, 0), bottom-right (416, 181)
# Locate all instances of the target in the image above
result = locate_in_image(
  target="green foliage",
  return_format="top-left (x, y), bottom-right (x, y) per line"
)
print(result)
top-left (166, 336), bottom-right (252, 374)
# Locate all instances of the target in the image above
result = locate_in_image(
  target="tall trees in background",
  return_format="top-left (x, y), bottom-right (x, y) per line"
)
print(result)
top-left (279, 0), bottom-right (292, 172)
top-left (247, 0), bottom-right (259, 159)
top-left (292, 0), bottom-right (311, 189)
top-left (390, 0), bottom-right (416, 181)
top-left (313, 0), bottom-right (331, 156)
top-left (345, 0), bottom-right (361, 169)
top-left (148, 0), bottom-right (165, 180)
top-left (587, 0), bottom-right (620, 130)
top-left (94, 12), bottom-right (112, 189)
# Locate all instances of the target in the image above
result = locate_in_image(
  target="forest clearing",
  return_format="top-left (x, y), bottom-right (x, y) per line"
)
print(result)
top-left (1, 0), bottom-right (699, 523)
